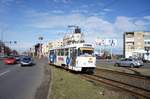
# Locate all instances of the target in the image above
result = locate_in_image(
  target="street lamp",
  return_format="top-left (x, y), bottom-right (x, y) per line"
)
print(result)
top-left (0, 27), bottom-right (8, 57)
top-left (5, 41), bottom-right (17, 56)
top-left (38, 36), bottom-right (43, 59)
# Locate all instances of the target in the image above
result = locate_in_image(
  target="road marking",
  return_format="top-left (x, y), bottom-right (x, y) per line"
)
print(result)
top-left (0, 70), bottom-right (10, 77)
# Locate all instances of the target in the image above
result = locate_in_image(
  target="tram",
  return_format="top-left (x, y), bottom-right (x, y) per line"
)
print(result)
top-left (48, 43), bottom-right (96, 73)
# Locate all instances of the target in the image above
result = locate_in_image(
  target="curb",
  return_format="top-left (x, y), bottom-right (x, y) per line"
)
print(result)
top-left (47, 65), bottom-right (53, 99)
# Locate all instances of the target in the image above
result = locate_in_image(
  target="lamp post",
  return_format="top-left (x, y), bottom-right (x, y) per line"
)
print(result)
top-left (0, 29), bottom-right (5, 57)
top-left (5, 41), bottom-right (17, 56)
top-left (38, 36), bottom-right (43, 59)
top-left (0, 27), bottom-right (9, 57)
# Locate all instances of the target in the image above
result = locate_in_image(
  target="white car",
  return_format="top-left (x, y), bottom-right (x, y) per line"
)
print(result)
top-left (114, 58), bottom-right (144, 68)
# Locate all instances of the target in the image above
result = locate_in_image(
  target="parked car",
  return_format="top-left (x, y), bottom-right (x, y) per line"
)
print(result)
top-left (19, 56), bottom-right (35, 66)
top-left (4, 57), bottom-right (16, 64)
top-left (114, 58), bottom-right (144, 68)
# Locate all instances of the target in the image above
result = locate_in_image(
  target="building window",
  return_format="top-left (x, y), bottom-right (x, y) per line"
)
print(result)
top-left (145, 41), bottom-right (150, 45)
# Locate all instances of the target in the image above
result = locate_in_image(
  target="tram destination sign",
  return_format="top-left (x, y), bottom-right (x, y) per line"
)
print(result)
top-left (83, 44), bottom-right (92, 47)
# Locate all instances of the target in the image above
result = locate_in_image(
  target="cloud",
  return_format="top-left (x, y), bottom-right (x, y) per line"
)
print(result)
top-left (71, 9), bottom-right (88, 14)
top-left (134, 20), bottom-right (146, 26)
top-left (114, 16), bottom-right (138, 31)
top-left (144, 16), bottom-right (150, 20)
top-left (51, 10), bottom-right (64, 14)
top-left (28, 13), bottom-right (85, 29)
top-left (25, 10), bottom-right (50, 18)
top-left (26, 11), bottom-right (149, 50)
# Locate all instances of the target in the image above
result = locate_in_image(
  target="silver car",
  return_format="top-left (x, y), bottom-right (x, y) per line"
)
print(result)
top-left (20, 56), bottom-right (35, 66)
top-left (114, 58), bottom-right (144, 68)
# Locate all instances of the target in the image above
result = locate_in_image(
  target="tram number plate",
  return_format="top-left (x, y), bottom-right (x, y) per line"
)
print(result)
top-left (88, 61), bottom-right (93, 63)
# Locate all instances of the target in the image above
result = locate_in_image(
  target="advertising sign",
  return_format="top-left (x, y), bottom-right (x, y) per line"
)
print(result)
top-left (95, 39), bottom-right (117, 46)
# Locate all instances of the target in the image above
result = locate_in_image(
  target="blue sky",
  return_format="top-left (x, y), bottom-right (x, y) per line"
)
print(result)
top-left (0, 0), bottom-right (150, 53)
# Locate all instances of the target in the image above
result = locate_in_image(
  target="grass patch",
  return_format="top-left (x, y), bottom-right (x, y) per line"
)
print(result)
top-left (49, 66), bottom-right (135, 99)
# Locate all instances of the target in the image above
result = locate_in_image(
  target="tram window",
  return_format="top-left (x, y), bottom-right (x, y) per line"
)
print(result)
top-left (58, 49), bottom-right (61, 56)
top-left (55, 50), bottom-right (57, 55)
top-left (61, 49), bottom-right (64, 56)
top-left (70, 48), bottom-right (73, 56)
top-left (82, 50), bottom-right (93, 55)
top-left (78, 48), bottom-right (94, 56)
top-left (65, 49), bottom-right (69, 56)
top-left (71, 48), bottom-right (77, 56)
top-left (78, 48), bottom-right (81, 56)
top-left (74, 49), bottom-right (77, 56)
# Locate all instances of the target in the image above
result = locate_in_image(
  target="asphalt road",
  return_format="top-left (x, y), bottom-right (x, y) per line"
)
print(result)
top-left (0, 59), bottom-right (44, 99)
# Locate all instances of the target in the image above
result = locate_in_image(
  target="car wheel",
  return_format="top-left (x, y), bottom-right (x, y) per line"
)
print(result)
top-left (19, 64), bottom-right (23, 67)
top-left (130, 64), bottom-right (134, 68)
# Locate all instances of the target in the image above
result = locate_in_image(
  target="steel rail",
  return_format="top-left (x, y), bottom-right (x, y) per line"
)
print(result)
top-left (96, 68), bottom-right (150, 79)
top-left (81, 74), bottom-right (150, 99)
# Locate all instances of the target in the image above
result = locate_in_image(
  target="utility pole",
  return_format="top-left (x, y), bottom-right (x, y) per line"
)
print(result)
top-left (38, 36), bottom-right (43, 59)
top-left (0, 27), bottom-right (8, 57)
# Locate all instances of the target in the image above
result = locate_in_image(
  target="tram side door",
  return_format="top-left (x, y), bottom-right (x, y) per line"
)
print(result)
top-left (70, 47), bottom-right (77, 66)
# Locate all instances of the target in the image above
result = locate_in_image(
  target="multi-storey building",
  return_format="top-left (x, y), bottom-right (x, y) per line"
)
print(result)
top-left (42, 43), bottom-right (49, 56)
top-left (123, 32), bottom-right (150, 60)
top-left (50, 39), bottom-right (63, 48)
top-left (39, 40), bottom-right (63, 57)
top-left (63, 27), bottom-right (85, 46)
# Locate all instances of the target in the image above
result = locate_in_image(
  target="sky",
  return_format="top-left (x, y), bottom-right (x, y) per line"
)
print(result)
top-left (0, 0), bottom-right (150, 54)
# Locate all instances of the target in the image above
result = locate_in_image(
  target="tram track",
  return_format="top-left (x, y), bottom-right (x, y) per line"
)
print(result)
top-left (80, 68), bottom-right (150, 99)
top-left (51, 65), bottom-right (150, 98)
top-left (95, 68), bottom-right (150, 90)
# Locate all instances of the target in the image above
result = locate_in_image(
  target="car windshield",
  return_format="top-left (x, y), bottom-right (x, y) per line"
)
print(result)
top-left (22, 57), bottom-right (31, 61)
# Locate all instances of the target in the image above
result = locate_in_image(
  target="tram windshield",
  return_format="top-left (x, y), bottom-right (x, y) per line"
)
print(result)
top-left (78, 47), bottom-right (94, 56)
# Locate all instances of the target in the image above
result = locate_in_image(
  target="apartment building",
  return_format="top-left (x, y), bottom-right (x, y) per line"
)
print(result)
top-left (46, 39), bottom-right (63, 50)
top-left (42, 43), bottom-right (49, 56)
top-left (123, 32), bottom-right (150, 59)
top-left (63, 27), bottom-right (85, 46)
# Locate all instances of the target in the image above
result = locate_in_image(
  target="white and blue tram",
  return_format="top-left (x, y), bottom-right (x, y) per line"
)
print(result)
top-left (48, 43), bottom-right (96, 73)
